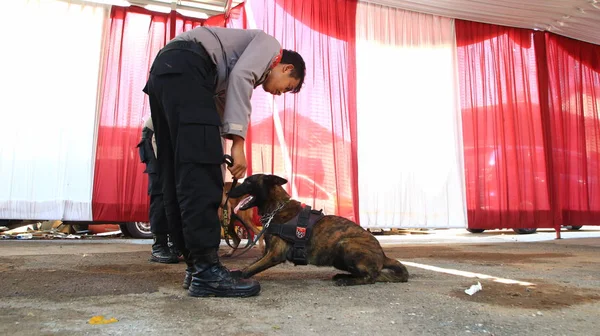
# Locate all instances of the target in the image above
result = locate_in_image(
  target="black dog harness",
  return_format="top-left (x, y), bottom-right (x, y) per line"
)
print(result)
top-left (266, 205), bottom-right (324, 265)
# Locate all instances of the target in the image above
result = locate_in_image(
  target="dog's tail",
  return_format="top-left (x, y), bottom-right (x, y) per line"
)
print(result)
top-left (376, 257), bottom-right (409, 283)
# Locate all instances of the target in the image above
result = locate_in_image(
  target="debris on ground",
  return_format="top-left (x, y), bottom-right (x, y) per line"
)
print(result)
top-left (465, 282), bottom-right (483, 296)
top-left (88, 315), bottom-right (119, 325)
top-left (368, 228), bottom-right (435, 235)
top-left (0, 221), bottom-right (122, 240)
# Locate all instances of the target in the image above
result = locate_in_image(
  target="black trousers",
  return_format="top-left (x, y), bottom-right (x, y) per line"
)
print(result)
top-left (143, 41), bottom-right (224, 255)
top-left (137, 129), bottom-right (170, 236)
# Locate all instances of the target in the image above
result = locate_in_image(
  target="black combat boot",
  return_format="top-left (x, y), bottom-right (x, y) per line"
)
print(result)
top-left (183, 258), bottom-right (242, 289)
top-left (149, 234), bottom-right (179, 264)
top-left (188, 249), bottom-right (260, 298)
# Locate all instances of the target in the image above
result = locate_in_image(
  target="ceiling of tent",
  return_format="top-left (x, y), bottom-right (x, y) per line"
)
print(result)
top-left (114, 0), bottom-right (600, 45)
top-left (125, 0), bottom-right (244, 17)
top-left (363, 0), bottom-right (600, 46)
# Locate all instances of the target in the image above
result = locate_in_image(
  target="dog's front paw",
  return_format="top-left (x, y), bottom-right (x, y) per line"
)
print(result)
top-left (333, 273), bottom-right (352, 286)
top-left (335, 278), bottom-right (351, 286)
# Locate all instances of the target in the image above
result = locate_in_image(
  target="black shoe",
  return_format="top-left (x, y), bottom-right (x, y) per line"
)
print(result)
top-left (183, 266), bottom-right (243, 289)
top-left (188, 249), bottom-right (260, 298)
top-left (149, 234), bottom-right (179, 264)
top-left (170, 246), bottom-right (184, 262)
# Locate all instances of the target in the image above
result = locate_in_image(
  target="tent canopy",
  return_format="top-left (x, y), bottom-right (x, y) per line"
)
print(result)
top-left (359, 0), bottom-right (600, 45)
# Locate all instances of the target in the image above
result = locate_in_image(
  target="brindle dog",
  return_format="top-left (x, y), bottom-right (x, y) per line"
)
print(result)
top-left (228, 174), bottom-right (410, 286)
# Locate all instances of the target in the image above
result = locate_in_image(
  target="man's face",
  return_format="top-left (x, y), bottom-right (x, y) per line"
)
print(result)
top-left (262, 64), bottom-right (300, 96)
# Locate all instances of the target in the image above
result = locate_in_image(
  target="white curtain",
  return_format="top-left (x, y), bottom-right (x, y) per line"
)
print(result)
top-left (0, 0), bottom-right (108, 221)
top-left (356, 2), bottom-right (467, 228)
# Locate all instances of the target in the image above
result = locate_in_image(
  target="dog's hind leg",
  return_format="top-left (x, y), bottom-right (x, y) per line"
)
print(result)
top-left (332, 239), bottom-right (383, 286)
top-left (240, 237), bottom-right (289, 278)
top-left (334, 269), bottom-right (378, 286)
top-left (333, 258), bottom-right (381, 286)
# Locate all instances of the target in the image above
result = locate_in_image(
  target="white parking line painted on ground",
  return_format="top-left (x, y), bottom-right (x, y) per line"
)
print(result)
top-left (398, 260), bottom-right (536, 286)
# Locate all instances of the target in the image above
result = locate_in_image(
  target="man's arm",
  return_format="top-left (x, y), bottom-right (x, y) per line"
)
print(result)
top-left (221, 31), bottom-right (281, 141)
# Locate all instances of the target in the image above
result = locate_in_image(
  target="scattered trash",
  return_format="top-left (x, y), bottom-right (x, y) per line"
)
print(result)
top-left (0, 221), bottom-right (126, 240)
top-left (94, 231), bottom-right (122, 237)
top-left (464, 282), bottom-right (483, 296)
top-left (88, 315), bottom-right (118, 325)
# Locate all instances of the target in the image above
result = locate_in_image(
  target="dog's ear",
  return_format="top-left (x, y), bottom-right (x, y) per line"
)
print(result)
top-left (264, 174), bottom-right (288, 186)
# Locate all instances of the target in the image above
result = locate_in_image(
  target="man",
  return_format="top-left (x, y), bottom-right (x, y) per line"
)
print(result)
top-left (143, 26), bottom-right (306, 298)
top-left (137, 117), bottom-right (179, 264)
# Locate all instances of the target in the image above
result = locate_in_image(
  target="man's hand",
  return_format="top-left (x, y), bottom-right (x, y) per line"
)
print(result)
top-left (229, 135), bottom-right (247, 179)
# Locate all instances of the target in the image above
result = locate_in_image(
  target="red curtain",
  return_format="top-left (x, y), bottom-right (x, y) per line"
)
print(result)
top-left (92, 6), bottom-right (204, 221)
top-left (544, 33), bottom-right (600, 226)
top-left (456, 20), bottom-right (553, 229)
top-left (92, 0), bottom-right (358, 223)
top-left (224, 0), bottom-right (359, 221)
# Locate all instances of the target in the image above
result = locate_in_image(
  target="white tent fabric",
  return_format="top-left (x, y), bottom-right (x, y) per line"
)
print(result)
top-left (356, 1), bottom-right (467, 228)
top-left (0, 0), bottom-right (108, 220)
top-left (363, 0), bottom-right (600, 46)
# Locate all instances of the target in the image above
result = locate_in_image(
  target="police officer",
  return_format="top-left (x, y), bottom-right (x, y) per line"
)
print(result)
top-left (143, 26), bottom-right (306, 298)
top-left (137, 117), bottom-right (179, 264)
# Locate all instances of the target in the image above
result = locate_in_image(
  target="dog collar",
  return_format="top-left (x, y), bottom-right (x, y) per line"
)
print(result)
top-left (260, 200), bottom-right (290, 228)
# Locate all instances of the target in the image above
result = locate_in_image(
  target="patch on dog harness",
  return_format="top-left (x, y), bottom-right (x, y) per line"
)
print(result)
top-left (296, 226), bottom-right (306, 239)
top-left (267, 205), bottom-right (324, 266)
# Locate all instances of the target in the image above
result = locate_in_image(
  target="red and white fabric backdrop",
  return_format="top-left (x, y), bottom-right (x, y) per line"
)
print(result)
top-left (92, 6), bottom-right (206, 221)
top-left (455, 20), bottom-right (553, 230)
top-left (224, 0), bottom-right (360, 221)
top-left (91, 0), bottom-right (359, 222)
top-left (3, 0), bottom-right (600, 230)
top-left (544, 33), bottom-right (600, 227)
top-left (355, 2), bottom-right (467, 228)
top-left (0, 0), bottom-right (108, 221)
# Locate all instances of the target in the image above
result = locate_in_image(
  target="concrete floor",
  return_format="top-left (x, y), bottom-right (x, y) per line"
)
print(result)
top-left (1, 227), bottom-right (599, 335)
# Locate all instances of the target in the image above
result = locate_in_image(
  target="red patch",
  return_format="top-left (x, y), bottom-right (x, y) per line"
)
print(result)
top-left (269, 48), bottom-right (283, 69)
top-left (296, 227), bottom-right (306, 239)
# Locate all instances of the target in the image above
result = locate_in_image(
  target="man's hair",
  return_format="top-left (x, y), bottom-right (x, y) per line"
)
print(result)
top-left (281, 49), bottom-right (306, 93)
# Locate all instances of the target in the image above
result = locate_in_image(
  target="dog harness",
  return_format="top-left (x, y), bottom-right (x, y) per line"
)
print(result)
top-left (266, 205), bottom-right (324, 265)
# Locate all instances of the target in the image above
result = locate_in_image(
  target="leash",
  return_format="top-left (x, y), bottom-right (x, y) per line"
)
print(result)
top-left (223, 201), bottom-right (288, 258)
top-left (221, 154), bottom-right (238, 209)
top-left (221, 154), bottom-right (240, 249)
top-left (220, 154), bottom-right (262, 257)
top-left (219, 154), bottom-right (292, 258)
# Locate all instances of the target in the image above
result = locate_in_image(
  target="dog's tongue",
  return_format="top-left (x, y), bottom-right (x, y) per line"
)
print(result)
top-left (234, 196), bottom-right (254, 213)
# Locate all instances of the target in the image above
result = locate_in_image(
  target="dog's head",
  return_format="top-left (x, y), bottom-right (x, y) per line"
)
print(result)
top-left (228, 174), bottom-right (288, 211)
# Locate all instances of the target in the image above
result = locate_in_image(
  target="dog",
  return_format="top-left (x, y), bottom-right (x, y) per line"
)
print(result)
top-left (219, 181), bottom-right (265, 257)
top-left (227, 174), bottom-right (409, 286)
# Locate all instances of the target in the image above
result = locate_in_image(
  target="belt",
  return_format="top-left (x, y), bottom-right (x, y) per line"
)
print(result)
top-left (157, 40), bottom-right (212, 63)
